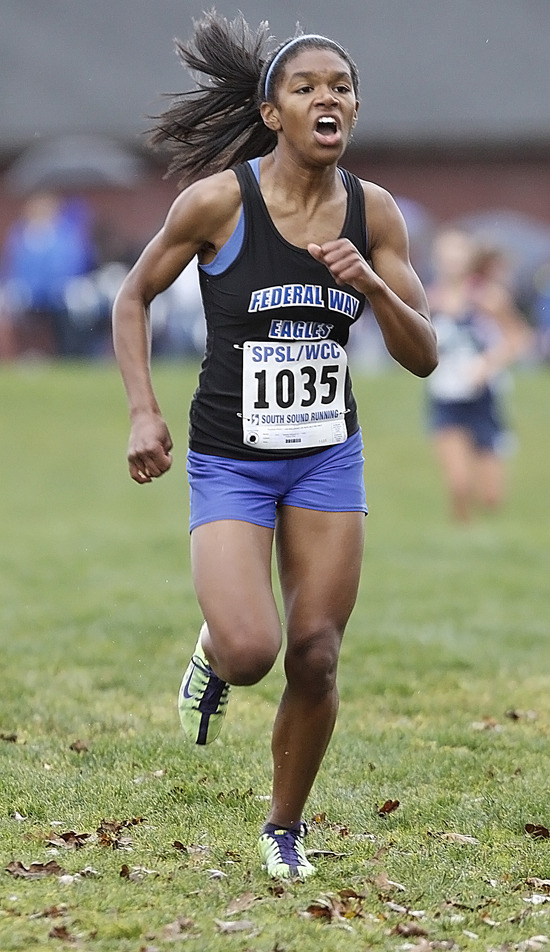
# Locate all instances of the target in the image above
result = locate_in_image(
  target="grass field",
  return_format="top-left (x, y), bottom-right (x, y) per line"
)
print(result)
top-left (1, 359), bottom-right (549, 952)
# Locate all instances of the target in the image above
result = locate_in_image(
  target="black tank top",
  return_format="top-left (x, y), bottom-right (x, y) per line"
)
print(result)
top-left (189, 159), bottom-right (368, 460)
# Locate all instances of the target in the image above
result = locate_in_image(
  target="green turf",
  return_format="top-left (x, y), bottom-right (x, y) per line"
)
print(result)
top-left (1, 359), bottom-right (549, 951)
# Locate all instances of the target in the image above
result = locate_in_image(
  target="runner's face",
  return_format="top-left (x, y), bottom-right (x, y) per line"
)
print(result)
top-left (264, 48), bottom-right (359, 163)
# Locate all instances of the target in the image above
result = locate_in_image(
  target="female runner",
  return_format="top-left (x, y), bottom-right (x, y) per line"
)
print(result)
top-left (112, 11), bottom-right (437, 879)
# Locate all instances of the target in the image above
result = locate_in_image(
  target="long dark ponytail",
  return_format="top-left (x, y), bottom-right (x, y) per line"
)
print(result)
top-left (149, 10), bottom-right (276, 186)
top-left (149, 10), bottom-right (360, 188)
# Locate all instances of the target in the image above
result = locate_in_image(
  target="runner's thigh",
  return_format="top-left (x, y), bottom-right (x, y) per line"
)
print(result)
top-left (190, 519), bottom-right (281, 650)
top-left (275, 506), bottom-right (365, 639)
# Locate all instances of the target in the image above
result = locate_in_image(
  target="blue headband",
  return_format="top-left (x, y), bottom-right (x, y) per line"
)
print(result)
top-left (263, 34), bottom-right (342, 99)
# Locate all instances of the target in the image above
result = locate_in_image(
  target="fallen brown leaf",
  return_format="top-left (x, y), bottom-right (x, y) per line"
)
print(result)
top-left (98, 816), bottom-right (146, 832)
top-left (77, 866), bottom-right (101, 878)
top-left (172, 840), bottom-right (209, 855)
top-left (339, 887), bottom-right (368, 899)
top-left (303, 892), bottom-right (366, 922)
top-left (48, 924), bottom-right (77, 942)
top-left (28, 904), bottom-right (68, 920)
top-left (267, 883), bottom-right (287, 898)
top-left (96, 816), bottom-right (144, 849)
top-left (527, 879), bottom-right (550, 892)
top-left (304, 899), bottom-right (332, 921)
top-left (377, 799), bottom-right (400, 817)
top-left (46, 830), bottom-right (91, 850)
top-left (98, 833), bottom-right (132, 850)
top-left (5, 859), bottom-right (66, 879)
top-left (368, 844), bottom-right (393, 863)
top-left (306, 812), bottom-right (352, 837)
top-left (372, 870), bottom-right (406, 892)
top-left (69, 739), bottom-right (89, 753)
top-left (525, 824), bottom-right (550, 839)
top-left (333, 824), bottom-right (351, 837)
top-left (391, 921), bottom-right (429, 937)
top-left (225, 892), bottom-right (258, 915)
top-left (162, 916), bottom-right (195, 940)
top-left (119, 864), bottom-right (158, 882)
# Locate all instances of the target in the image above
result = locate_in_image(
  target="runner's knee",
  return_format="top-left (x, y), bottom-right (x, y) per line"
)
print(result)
top-left (208, 626), bottom-right (281, 686)
top-left (284, 626), bottom-right (341, 698)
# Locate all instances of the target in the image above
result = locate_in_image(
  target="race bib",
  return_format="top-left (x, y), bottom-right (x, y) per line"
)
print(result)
top-left (242, 340), bottom-right (348, 449)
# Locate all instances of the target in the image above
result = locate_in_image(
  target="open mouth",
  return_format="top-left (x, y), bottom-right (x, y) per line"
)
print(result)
top-left (315, 116), bottom-right (339, 142)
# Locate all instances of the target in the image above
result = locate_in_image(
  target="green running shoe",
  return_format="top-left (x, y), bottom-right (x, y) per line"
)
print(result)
top-left (258, 823), bottom-right (315, 880)
top-left (178, 639), bottom-right (230, 745)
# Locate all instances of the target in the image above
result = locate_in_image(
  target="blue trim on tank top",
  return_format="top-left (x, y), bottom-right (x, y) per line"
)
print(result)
top-left (199, 157), bottom-right (346, 276)
top-left (199, 159), bottom-right (260, 275)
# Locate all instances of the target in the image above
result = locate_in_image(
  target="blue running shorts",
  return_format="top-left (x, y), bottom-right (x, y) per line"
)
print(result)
top-left (186, 429), bottom-right (368, 531)
top-left (427, 388), bottom-right (508, 452)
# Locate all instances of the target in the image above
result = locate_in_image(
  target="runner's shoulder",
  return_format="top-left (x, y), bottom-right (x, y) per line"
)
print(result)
top-left (169, 169), bottom-right (242, 236)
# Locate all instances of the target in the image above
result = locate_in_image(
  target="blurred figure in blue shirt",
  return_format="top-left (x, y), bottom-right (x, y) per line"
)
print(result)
top-left (0, 191), bottom-right (95, 356)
